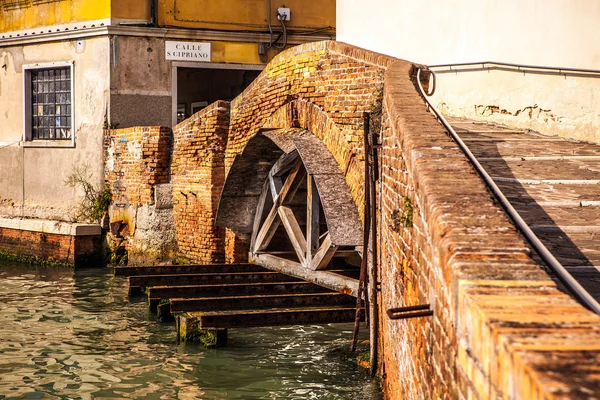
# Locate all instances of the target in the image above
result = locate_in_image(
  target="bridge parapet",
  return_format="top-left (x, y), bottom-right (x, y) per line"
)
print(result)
top-left (379, 59), bottom-right (600, 398)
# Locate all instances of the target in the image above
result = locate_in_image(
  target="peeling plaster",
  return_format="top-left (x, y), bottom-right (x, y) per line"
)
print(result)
top-left (474, 104), bottom-right (561, 124)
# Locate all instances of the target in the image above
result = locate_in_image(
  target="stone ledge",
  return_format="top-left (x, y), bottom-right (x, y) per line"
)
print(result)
top-left (0, 217), bottom-right (101, 236)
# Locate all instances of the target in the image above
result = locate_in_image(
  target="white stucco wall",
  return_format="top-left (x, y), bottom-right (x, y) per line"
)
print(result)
top-left (337, 0), bottom-right (600, 143)
top-left (0, 37), bottom-right (110, 220)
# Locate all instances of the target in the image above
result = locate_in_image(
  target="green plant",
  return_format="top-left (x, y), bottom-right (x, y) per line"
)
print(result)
top-left (359, 351), bottom-right (370, 363)
top-left (391, 195), bottom-right (413, 231)
top-left (64, 165), bottom-right (112, 223)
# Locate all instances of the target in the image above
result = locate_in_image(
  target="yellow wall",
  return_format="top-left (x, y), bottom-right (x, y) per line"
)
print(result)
top-left (1, 0), bottom-right (335, 33)
top-left (111, 0), bottom-right (150, 21)
top-left (0, 0), bottom-right (111, 32)
top-left (158, 0), bottom-right (335, 32)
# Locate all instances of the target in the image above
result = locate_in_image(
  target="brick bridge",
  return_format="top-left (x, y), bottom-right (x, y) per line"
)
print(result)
top-left (106, 41), bottom-right (600, 399)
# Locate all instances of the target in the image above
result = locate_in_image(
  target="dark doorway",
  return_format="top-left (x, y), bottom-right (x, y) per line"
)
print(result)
top-left (176, 67), bottom-right (261, 123)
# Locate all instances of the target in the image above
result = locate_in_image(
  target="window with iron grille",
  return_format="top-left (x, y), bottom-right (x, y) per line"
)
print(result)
top-left (30, 66), bottom-right (72, 140)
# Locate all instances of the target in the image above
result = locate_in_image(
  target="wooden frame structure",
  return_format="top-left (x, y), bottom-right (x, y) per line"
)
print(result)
top-left (250, 150), bottom-right (338, 270)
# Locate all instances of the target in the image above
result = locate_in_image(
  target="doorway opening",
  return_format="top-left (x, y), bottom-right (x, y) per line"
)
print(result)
top-left (172, 64), bottom-right (263, 125)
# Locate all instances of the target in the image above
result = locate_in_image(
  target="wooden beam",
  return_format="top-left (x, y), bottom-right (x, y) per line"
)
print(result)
top-left (253, 158), bottom-right (305, 252)
top-left (115, 263), bottom-right (264, 277)
top-left (250, 179), bottom-right (272, 251)
top-left (270, 150), bottom-right (299, 177)
top-left (309, 233), bottom-right (338, 270)
top-left (269, 176), bottom-right (283, 201)
top-left (278, 205), bottom-right (307, 264)
top-left (251, 253), bottom-right (359, 296)
top-left (306, 174), bottom-right (320, 264)
top-left (193, 307), bottom-right (363, 329)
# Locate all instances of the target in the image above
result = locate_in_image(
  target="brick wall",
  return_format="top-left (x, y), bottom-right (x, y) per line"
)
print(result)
top-left (104, 126), bottom-right (174, 263)
top-left (105, 126), bottom-right (171, 212)
top-left (0, 227), bottom-right (102, 267)
top-left (171, 101), bottom-right (230, 263)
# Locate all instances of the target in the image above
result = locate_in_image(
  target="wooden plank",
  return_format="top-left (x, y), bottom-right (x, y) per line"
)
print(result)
top-left (270, 149), bottom-right (299, 177)
top-left (250, 179), bottom-right (272, 251)
top-left (170, 292), bottom-right (353, 313)
top-left (306, 174), bottom-right (320, 263)
top-left (147, 281), bottom-right (328, 310)
top-left (195, 306), bottom-right (364, 329)
top-left (309, 233), bottom-right (338, 270)
top-left (269, 176), bottom-right (283, 201)
top-left (251, 253), bottom-right (359, 296)
top-left (278, 205), bottom-right (307, 264)
top-left (115, 263), bottom-right (264, 277)
top-left (129, 271), bottom-right (298, 289)
top-left (253, 158), bottom-right (306, 252)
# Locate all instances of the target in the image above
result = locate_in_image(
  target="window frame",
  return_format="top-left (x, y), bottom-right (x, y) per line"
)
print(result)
top-left (23, 61), bottom-right (75, 148)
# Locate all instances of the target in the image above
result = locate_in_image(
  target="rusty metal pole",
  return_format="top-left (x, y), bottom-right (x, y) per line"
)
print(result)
top-left (369, 125), bottom-right (380, 376)
top-left (351, 112), bottom-right (371, 352)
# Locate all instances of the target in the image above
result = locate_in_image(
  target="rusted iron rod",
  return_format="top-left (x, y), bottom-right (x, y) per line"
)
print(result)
top-left (351, 112), bottom-right (372, 352)
top-left (369, 116), bottom-right (380, 376)
top-left (387, 304), bottom-right (433, 320)
top-left (388, 304), bottom-right (430, 313)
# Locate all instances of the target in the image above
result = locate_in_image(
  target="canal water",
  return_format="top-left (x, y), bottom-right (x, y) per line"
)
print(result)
top-left (0, 262), bottom-right (382, 399)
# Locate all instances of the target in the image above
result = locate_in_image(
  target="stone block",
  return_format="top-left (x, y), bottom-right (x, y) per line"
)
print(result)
top-left (154, 183), bottom-right (173, 209)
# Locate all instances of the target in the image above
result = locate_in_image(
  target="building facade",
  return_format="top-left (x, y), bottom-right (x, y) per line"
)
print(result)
top-left (337, 0), bottom-right (600, 144)
top-left (0, 0), bottom-right (335, 221)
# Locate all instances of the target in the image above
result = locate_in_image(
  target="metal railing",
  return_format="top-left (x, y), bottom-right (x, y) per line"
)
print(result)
top-left (415, 66), bottom-right (600, 315)
top-left (428, 61), bottom-right (600, 78)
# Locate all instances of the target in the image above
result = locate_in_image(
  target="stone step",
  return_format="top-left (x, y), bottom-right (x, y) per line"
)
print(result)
top-left (170, 292), bottom-right (356, 313)
top-left (129, 271), bottom-right (299, 294)
top-left (115, 263), bottom-right (264, 276)
top-left (186, 306), bottom-right (363, 329)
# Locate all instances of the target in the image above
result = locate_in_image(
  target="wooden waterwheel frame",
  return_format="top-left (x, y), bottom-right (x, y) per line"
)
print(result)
top-left (250, 150), bottom-right (338, 270)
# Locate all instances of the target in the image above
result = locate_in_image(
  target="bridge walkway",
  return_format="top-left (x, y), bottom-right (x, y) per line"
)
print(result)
top-left (448, 117), bottom-right (600, 300)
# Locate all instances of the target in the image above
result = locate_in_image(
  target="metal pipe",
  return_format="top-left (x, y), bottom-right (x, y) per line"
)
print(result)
top-left (415, 67), bottom-right (600, 315)
top-left (428, 61), bottom-right (600, 77)
top-left (150, 0), bottom-right (158, 27)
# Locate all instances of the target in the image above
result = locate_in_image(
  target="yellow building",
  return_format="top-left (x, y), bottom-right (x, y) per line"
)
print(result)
top-left (0, 0), bottom-right (335, 221)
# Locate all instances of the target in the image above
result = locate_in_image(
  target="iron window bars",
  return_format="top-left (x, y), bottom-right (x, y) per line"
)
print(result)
top-left (31, 66), bottom-right (72, 140)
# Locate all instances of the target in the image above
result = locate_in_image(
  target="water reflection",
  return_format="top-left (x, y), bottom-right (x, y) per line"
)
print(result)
top-left (0, 263), bottom-right (381, 399)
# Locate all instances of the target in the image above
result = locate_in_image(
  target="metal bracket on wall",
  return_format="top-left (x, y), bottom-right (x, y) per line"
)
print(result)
top-left (387, 304), bottom-right (433, 320)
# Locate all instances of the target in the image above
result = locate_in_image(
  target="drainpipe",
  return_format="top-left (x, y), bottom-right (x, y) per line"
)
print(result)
top-left (150, 0), bottom-right (158, 27)
top-left (119, 0), bottom-right (158, 27)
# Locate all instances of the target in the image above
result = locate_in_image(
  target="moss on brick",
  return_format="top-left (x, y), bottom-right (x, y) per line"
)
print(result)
top-left (0, 250), bottom-right (71, 268)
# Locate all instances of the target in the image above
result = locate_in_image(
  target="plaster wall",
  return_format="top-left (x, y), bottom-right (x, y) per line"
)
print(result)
top-left (337, 0), bottom-right (600, 143)
top-left (0, 36), bottom-right (110, 220)
top-left (109, 36), bottom-right (172, 128)
top-left (430, 70), bottom-right (600, 144)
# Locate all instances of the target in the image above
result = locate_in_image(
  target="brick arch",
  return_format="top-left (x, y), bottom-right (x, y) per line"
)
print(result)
top-left (224, 41), bottom-right (390, 175)
top-left (262, 99), bottom-right (365, 213)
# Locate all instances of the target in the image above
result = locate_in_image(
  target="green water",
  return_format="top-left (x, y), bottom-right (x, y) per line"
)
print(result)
top-left (0, 263), bottom-right (381, 399)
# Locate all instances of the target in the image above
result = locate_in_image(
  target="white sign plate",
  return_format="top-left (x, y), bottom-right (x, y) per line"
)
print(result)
top-left (165, 41), bottom-right (211, 62)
